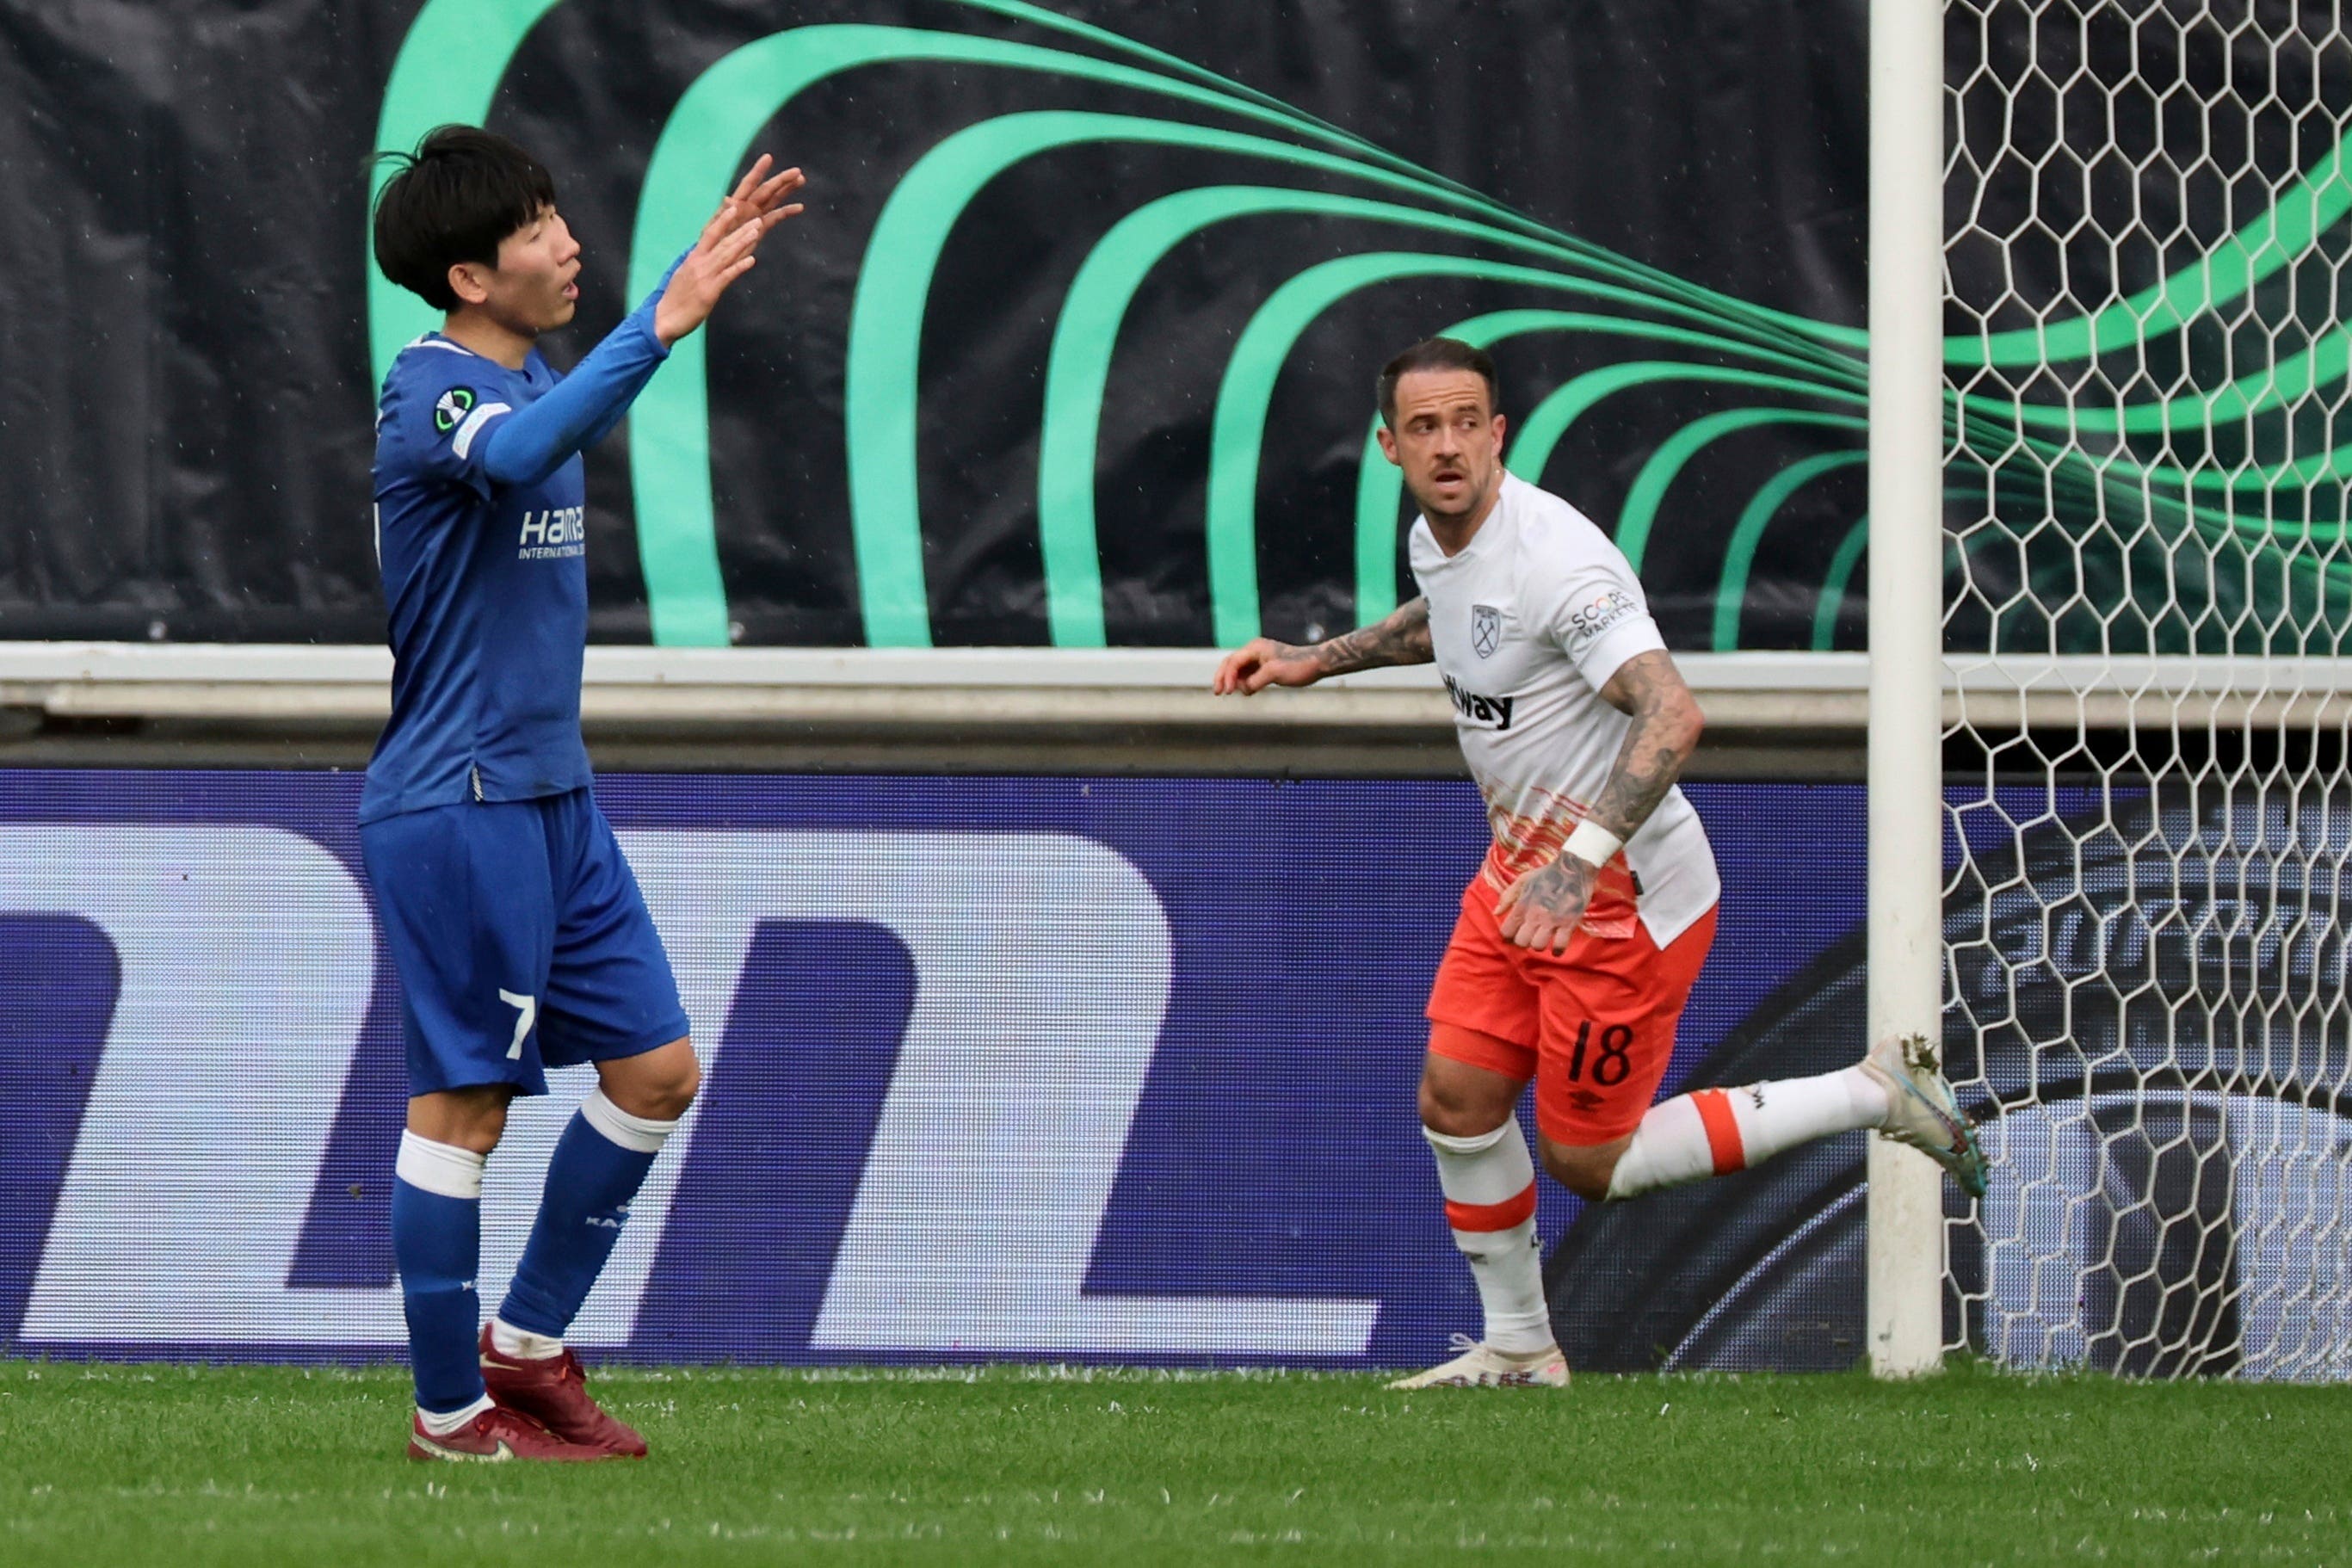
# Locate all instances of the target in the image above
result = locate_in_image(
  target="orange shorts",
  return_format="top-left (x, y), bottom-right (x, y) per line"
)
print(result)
top-left (1425, 873), bottom-right (1717, 1147)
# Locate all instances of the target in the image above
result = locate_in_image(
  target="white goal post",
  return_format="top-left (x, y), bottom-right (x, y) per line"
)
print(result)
top-left (1867, 0), bottom-right (1951, 1379)
top-left (1876, 0), bottom-right (2352, 1380)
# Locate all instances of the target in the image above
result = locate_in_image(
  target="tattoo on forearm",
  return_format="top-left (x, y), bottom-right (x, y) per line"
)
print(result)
top-left (1590, 650), bottom-right (1700, 839)
top-left (1279, 597), bottom-right (1434, 676)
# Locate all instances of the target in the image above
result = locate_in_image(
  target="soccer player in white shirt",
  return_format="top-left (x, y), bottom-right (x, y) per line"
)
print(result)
top-left (1213, 338), bottom-right (1986, 1388)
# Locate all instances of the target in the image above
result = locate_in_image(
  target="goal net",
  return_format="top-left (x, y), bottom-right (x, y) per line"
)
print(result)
top-left (1939, 0), bottom-right (2352, 1378)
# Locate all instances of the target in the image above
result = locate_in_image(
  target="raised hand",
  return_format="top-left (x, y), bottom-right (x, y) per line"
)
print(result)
top-left (652, 155), bottom-right (807, 347)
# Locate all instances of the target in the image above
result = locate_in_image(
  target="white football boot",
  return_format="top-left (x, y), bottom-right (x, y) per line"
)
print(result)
top-left (1861, 1033), bottom-right (1990, 1199)
top-left (1385, 1334), bottom-right (1569, 1390)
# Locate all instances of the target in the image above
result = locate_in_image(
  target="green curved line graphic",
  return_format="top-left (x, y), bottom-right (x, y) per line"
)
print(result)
top-left (1972, 324), bottom-right (2352, 436)
top-left (1507, 361), bottom-right (1864, 495)
top-left (1812, 515), bottom-right (1870, 651)
top-left (847, 113), bottom-right (1665, 649)
top-left (961, 3), bottom-right (1885, 355)
top-left (1956, 130), bottom-right (2352, 368)
top-left (380, 3), bottom-right (1869, 648)
top-left (1714, 453), bottom-right (1870, 651)
top-left (633, 28), bottom-right (1825, 645)
top-left (956, 0), bottom-right (1812, 324)
top-left (1040, 192), bottom-right (1849, 646)
top-left (370, 0), bottom-right (1520, 390)
top-left (849, 108), bottom-right (1865, 648)
top-left (630, 25), bottom-right (1897, 645)
top-left (634, 30), bottom-right (1464, 645)
top-left (1617, 410), bottom-right (1869, 574)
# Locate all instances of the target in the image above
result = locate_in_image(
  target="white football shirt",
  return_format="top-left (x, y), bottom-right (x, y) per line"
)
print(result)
top-left (1408, 472), bottom-right (1720, 947)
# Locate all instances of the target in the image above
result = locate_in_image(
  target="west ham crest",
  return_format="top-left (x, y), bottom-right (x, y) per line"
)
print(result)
top-left (1471, 603), bottom-right (1503, 658)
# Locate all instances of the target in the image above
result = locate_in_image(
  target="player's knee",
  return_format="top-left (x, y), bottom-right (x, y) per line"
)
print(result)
top-left (406, 1085), bottom-right (511, 1155)
top-left (636, 1058), bottom-right (699, 1122)
top-left (1417, 1071), bottom-right (1510, 1139)
top-left (1538, 1136), bottom-right (1620, 1201)
top-left (664, 1049), bottom-right (702, 1115)
top-left (604, 1038), bottom-right (698, 1121)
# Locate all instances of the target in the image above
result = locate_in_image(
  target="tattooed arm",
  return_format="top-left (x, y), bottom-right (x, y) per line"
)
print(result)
top-left (1495, 649), bottom-right (1706, 954)
top-left (1211, 596), bottom-right (1434, 694)
top-left (1585, 649), bottom-right (1707, 839)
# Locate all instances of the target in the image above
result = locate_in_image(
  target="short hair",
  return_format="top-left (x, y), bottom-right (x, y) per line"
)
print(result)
top-left (369, 126), bottom-right (557, 312)
top-left (1376, 337), bottom-right (1501, 429)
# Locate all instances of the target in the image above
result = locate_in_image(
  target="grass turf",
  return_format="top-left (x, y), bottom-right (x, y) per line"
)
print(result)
top-left (2, 1359), bottom-right (2345, 1565)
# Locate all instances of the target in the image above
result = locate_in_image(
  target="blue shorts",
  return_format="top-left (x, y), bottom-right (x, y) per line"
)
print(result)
top-left (360, 787), bottom-right (690, 1096)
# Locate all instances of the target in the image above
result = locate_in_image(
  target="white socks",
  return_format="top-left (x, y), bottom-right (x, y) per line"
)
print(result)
top-left (579, 1088), bottom-right (679, 1153)
top-left (491, 1317), bottom-right (565, 1361)
top-left (395, 1130), bottom-right (485, 1199)
top-left (1418, 1071), bottom-right (1886, 1347)
top-left (1606, 1065), bottom-right (1888, 1200)
top-left (417, 1393), bottom-right (494, 1435)
top-left (1423, 1120), bottom-right (1553, 1354)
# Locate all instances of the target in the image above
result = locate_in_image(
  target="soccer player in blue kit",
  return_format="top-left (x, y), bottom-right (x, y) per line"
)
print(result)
top-left (365, 127), bottom-right (803, 1461)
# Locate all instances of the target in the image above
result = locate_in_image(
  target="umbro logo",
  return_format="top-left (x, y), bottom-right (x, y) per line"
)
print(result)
top-left (432, 386), bottom-right (477, 435)
top-left (1472, 604), bottom-right (1503, 658)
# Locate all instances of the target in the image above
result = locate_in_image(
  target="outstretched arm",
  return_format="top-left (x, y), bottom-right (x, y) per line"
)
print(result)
top-left (1212, 596), bottom-right (1433, 694)
top-left (479, 157), bottom-right (806, 489)
top-left (1495, 649), bottom-right (1706, 953)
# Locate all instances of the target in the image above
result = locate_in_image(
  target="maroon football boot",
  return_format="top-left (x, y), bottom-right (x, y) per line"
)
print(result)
top-left (407, 1404), bottom-right (611, 1462)
top-left (478, 1324), bottom-right (649, 1458)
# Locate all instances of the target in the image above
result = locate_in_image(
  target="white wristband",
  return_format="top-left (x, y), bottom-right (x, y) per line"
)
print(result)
top-left (1563, 818), bottom-right (1623, 870)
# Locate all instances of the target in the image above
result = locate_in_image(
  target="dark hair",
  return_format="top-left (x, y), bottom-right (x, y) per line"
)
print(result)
top-left (369, 126), bottom-right (557, 312)
top-left (1376, 337), bottom-right (1501, 428)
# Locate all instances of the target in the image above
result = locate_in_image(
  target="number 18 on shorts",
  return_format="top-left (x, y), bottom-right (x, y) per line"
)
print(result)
top-left (1423, 874), bottom-right (1717, 1146)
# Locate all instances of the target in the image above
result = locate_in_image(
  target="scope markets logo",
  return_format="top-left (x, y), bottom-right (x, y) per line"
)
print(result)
top-left (0, 821), bottom-right (1380, 1363)
top-left (1563, 587), bottom-right (1639, 648)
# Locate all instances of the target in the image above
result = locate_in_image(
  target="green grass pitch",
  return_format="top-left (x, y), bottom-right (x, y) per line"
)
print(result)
top-left (3, 1359), bottom-right (2347, 1565)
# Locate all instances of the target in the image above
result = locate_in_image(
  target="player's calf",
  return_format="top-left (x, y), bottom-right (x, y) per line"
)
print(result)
top-left (1423, 1120), bottom-right (1553, 1355)
top-left (1573, 1066), bottom-right (1882, 1200)
top-left (1389, 1041), bottom-right (1571, 1392)
top-left (1534, 1136), bottom-right (1627, 1201)
top-left (1577, 1041), bottom-right (1985, 1201)
top-left (488, 1080), bottom-right (684, 1456)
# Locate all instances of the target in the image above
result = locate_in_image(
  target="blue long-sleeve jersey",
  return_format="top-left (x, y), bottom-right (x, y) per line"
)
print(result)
top-left (361, 275), bottom-right (676, 824)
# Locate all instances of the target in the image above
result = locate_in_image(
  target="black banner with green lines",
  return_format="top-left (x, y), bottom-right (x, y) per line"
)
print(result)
top-left (0, 1), bottom-right (2337, 651)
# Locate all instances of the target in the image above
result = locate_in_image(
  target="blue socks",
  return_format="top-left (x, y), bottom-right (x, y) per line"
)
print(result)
top-left (392, 1131), bottom-right (488, 1414)
top-left (394, 1095), bottom-right (678, 1411)
top-left (497, 1090), bottom-right (677, 1339)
